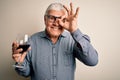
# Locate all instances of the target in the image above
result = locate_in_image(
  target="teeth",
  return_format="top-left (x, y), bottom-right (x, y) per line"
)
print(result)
top-left (52, 27), bottom-right (59, 30)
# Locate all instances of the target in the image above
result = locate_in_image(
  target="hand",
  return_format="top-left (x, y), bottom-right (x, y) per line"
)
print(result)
top-left (59, 2), bottom-right (80, 33)
top-left (12, 41), bottom-right (31, 63)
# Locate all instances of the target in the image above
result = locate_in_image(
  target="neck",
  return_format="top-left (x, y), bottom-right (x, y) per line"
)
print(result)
top-left (50, 36), bottom-right (59, 44)
top-left (45, 30), bottom-right (60, 44)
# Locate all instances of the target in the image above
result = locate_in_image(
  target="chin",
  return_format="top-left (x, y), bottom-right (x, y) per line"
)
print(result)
top-left (51, 33), bottom-right (61, 37)
top-left (46, 28), bottom-right (64, 38)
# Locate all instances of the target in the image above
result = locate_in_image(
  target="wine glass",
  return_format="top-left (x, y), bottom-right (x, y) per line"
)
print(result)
top-left (13, 34), bottom-right (30, 68)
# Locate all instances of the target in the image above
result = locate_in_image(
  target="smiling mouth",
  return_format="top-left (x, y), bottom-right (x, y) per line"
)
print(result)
top-left (51, 26), bottom-right (63, 30)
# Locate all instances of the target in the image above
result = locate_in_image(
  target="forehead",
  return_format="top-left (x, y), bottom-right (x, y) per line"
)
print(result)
top-left (47, 10), bottom-right (65, 16)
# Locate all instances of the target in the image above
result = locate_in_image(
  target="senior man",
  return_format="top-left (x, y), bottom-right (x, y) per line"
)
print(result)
top-left (12, 2), bottom-right (98, 80)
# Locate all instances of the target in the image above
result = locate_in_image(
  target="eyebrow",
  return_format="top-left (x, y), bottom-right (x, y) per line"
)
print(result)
top-left (47, 15), bottom-right (62, 18)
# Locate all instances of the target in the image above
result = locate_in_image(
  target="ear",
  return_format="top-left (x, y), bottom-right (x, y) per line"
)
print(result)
top-left (44, 15), bottom-right (47, 24)
top-left (44, 15), bottom-right (46, 21)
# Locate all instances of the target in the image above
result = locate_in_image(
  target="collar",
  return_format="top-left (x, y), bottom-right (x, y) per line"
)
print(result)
top-left (39, 30), bottom-right (67, 38)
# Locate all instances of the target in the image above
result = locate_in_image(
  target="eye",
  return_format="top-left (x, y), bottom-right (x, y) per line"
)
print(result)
top-left (49, 16), bottom-right (54, 20)
top-left (62, 18), bottom-right (67, 22)
top-left (56, 16), bottom-right (61, 18)
top-left (47, 15), bottom-right (54, 20)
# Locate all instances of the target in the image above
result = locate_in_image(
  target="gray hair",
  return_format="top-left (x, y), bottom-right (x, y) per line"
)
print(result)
top-left (45, 3), bottom-right (64, 16)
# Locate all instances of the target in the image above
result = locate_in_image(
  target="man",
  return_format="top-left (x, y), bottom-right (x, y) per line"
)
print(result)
top-left (12, 2), bottom-right (98, 80)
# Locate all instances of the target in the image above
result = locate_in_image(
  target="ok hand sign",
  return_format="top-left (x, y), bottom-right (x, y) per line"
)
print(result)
top-left (59, 2), bottom-right (80, 33)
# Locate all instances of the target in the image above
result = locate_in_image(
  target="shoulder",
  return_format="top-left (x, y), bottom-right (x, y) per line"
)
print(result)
top-left (62, 30), bottom-right (73, 39)
top-left (61, 30), bottom-right (75, 45)
top-left (30, 31), bottom-right (44, 39)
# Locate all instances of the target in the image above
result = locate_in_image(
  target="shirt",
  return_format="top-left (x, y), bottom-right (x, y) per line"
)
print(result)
top-left (15, 29), bottom-right (98, 80)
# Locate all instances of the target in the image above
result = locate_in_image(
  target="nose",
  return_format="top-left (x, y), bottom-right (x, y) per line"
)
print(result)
top-left (53, 19), bottom-right (59, 26)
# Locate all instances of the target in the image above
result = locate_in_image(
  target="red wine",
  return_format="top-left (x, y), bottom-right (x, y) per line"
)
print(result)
top-left (17, 44), bottom-right (30, 53)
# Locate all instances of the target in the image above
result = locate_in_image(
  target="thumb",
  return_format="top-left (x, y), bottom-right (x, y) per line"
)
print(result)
top-left (20, 46), bottom-right (31, 63)
top-left (20, 52), bottom-right (27, 63)
top-left (58, 19), bottom-right (64, 27)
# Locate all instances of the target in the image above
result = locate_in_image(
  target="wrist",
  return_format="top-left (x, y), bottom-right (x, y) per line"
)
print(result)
top-left (69, 27), bottom-right (78, 33)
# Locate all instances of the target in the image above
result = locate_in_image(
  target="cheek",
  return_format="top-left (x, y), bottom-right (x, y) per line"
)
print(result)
top-left (45, 21), bottom-right (52, 27)
top-left (45, 23), bottom-right (52, 31)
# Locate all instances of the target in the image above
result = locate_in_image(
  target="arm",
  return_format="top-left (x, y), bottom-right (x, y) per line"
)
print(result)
top-left (59, 3), bottom-right (98, 66)
top-left (72, 29), bottom-right (98, 66)
top-left (12, 39), bottom-right (32, 77)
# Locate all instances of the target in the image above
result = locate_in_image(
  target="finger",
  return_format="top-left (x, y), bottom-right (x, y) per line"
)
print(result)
top-left (27, 46), bottom-right (31, 51)
top-left (63, 5), bottom-right (70, 15)
top-left (12, 54), bottom-right (21, 58)
top-left (58, 19), bottom-right (64, 27)
top-left (12, 54), bottom-right (21, 62)
top-left (12, 41), bottom-right (16, 47)
top-left (70, 2), bottom-right (73, 15)
top-left (12, 41), bottom-right (19, 47)
top-left (12, 41), bottom-right (19, 51)
top-left (74, 7), bottom-right (80, 18)
top-left (19, 46), bottom-right (31, 63)
top-left (13, 48), bottom-right (23, 54)
top-left (20, 52), bottom-right (27, 63)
